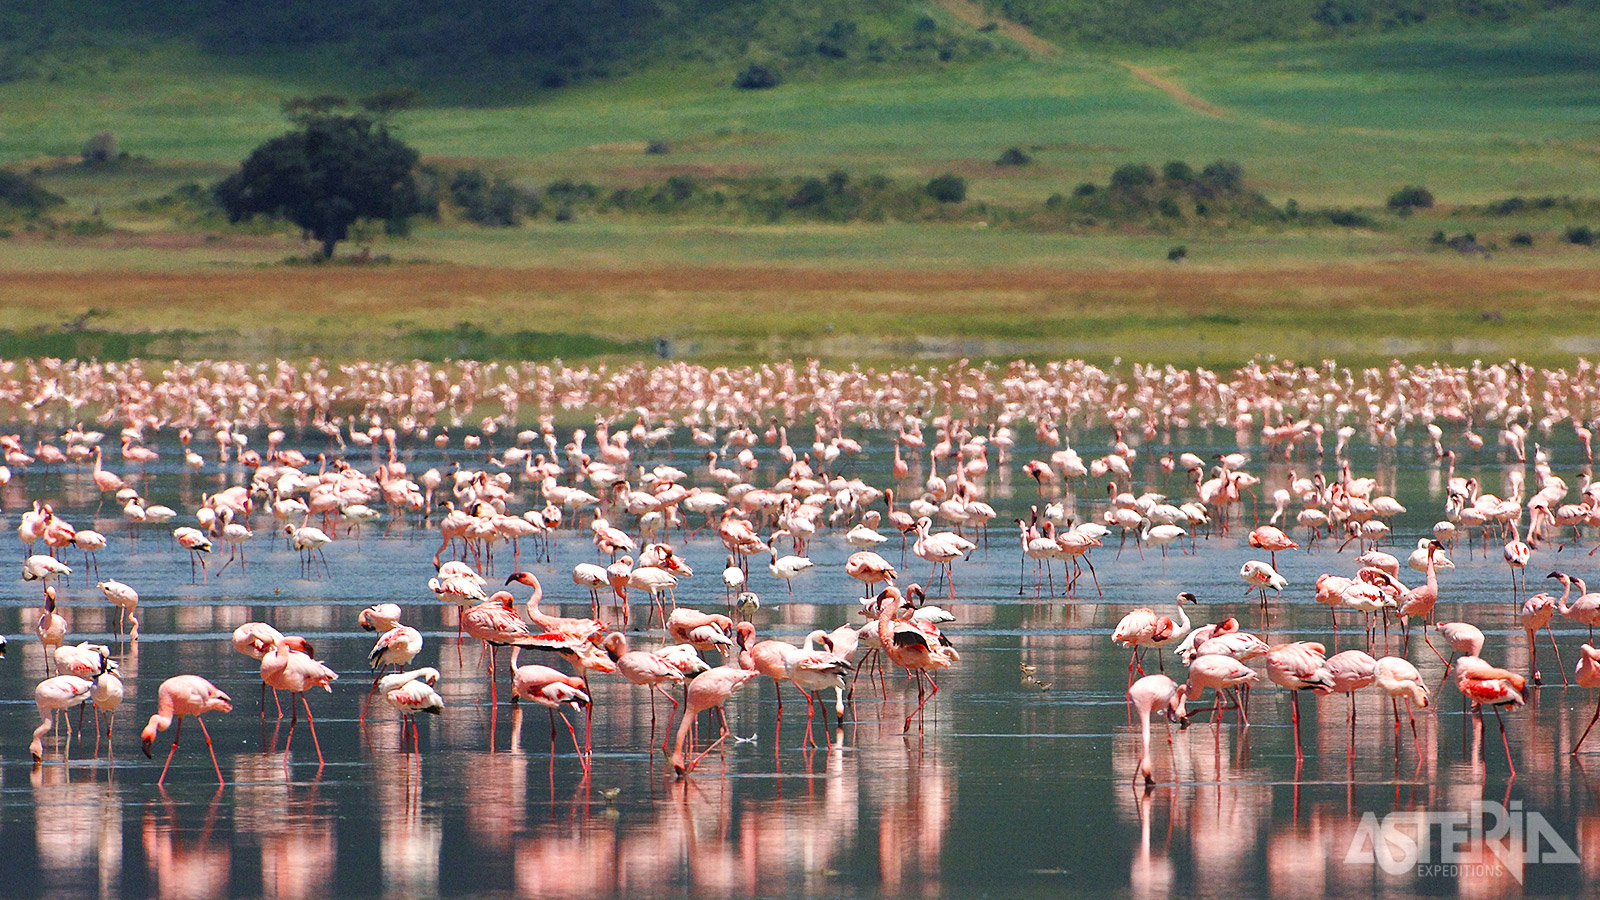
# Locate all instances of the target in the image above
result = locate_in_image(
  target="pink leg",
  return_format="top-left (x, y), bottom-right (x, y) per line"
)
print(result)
top-left (159, 715), bottom-right (183, 785)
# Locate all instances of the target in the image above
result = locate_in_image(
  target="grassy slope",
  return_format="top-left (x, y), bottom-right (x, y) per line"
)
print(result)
top-left (2, 16), bottom-right (1600, 367)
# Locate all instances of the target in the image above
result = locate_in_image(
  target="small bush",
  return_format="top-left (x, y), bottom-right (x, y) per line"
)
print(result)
top-left (925, 174), bottom-right (966, 203)
top-left (1510, 231), bottom-right (1533, 246)
top-left (1324, 208), bottom-right (1373, 228)
top-left (1167, 245), bottom-right (1187, 261)
top-left (1162, 161), bottom-right (1195, 183)
top-left (1567, 225), bottom-right (1595, 246)
top-left (1072, 182), bottom-right (1097, 197)
top-left (0, 170), bottom-right (64, 212)
top-left (645, 141), bottom-right (669, 155)
top-left (734, 64), bottom-right (781, 90)
top-left (1387, 185), bottom-right (1435, 212)
top-left (1110, 163), bottom-right (1157, 190)
top-left (995, 147), bottom-right (1031, 167)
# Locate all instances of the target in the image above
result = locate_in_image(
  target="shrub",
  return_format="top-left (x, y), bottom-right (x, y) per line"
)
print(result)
top-left (1387, 185), bottom-right (1435, 212)
top-left (1567, 225), bottom-right (1594, 246)
top-left (925, 174), bottom-right (966, 203)
top-left (995, 147), bottom-right (1031, 167)
top-left (1200, 160), bottom-right (1243, 191)
top-left (1167, 245), bottom-right (1187, 262)
top-left (1510, 231), bottom-right (1533, 246)
top-left (1110, 163), bottom-right (1157, 190)
top-left (644, 141), bottom-right (669, 155)
top-left (1162, 161), bottom-right (1195, 183)
top-left (0, 170), bottom-right (64, 212)
top-left (1072, 182), bottom-right (1097, 197)
top-left (734, 64), bottom-right (781, 90)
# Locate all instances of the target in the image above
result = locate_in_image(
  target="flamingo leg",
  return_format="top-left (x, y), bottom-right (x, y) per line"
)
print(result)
top-left (158, 715), bottom-right (183, 785)
top-left (1492, 704), bottom-right (1516, 777)
top-left (1290, 691), bottom-right (1304, 762)
top-left (302, 694), bottom-right (324, 765)
top-left (1572, 699), bottom-right (1600, 755)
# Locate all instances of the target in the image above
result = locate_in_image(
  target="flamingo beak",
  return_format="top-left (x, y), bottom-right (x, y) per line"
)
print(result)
top-left (142, 736), bottom-right (154, 758)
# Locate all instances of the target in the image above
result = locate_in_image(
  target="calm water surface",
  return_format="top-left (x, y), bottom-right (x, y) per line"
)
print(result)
top-left (0, 429), bottom-right (1596, 899)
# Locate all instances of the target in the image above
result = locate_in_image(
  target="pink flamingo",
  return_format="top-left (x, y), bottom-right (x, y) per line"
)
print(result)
top-left (876, 586), bottom-right (959, 732)
top-left (1184, 654), bottom-right (1258, 725)
top-left (260, 635), bottom-right (339, 764)
top-left (1128, 674), bottom-right (1188, 786)
top-left (29, 674), bottom-right (95, 762)
top-left (670, 663), bottom-right (759, 777)
top-left (141, 675), bottom-right (233, 785)
top-left (1247, 525), bottom-right (1298, 568)
top-left (380, 667), bottom-right (443, 753)
top-left (510, 663), bottom-right (591, 769)
top-left (1375, 656), bottom-right (1429, 759)
top-left (1454, 655), bottom-right (1526, 775)
top-left (1519, 574), bottom-right (1566, 686)
top-left (1572, 645), bottom-right (1600, 754)
top-left (602, 632), bottom-right (707, 753)
top-left (1265, 642), bottom-right (1334, 763)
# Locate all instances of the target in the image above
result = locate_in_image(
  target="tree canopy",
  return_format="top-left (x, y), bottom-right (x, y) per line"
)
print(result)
top-left (215, 113), bottom-right (423, 258)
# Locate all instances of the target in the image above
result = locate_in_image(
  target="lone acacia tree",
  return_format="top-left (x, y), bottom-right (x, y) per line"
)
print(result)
top-left (216, 111), bottom-right (422, 259)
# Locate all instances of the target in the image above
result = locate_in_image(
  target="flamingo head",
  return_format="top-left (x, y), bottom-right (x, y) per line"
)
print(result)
top-left (505, 571), bottom-right (538, 587)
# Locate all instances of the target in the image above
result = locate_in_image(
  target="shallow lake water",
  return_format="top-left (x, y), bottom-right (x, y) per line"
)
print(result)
top-left (1, 427), bottom-right (1597, 899)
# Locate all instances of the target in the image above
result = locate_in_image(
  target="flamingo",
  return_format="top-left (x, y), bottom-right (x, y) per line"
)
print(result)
top-left (1555, 572), bottom-right (1600, 640)
top-left (97, 579), bottom-right (140, 647)
top-left (768, 554), bottom-right (817, 596)
top-left (1184, 654), bottom-right (1258, 725)
top-left (1319, 649), bottom-right (1378, 752)
top-left (357, 603), bottom-right (404, 633)
top-left (1247, 525), bottom-right (1298, 567)
top-left (1520, 576), bottom-right (1566, 686)
top-left (23, 554), bottom-right (72, 596)
top-left (36, 587), bottom-right (67, 676)
top-left (510, 664), bottom-right (591, 767)
top-left (912, 516), bottom-right (974, 597)
top-left (1239, 560), bottom-right (1286, 604)
top-left (1127, 674), bottom-right (1188, 786)
top-left (670, 661), bottom-right (759, 777)
top-left (875, 586), bottom-right (959, 731)
top-left (29, 673), bottom-right (95, 762)
top-left (1504, 519), bottom-right (1531, 602)
top-left (1265, 642), bottom-right (1334, 763)
top-left (602, 632), bottom-right (705, 753)
top-left (260, 634), bottom-right (339, 765)
top-left (1454, 655), bottom-right (1526, 775)
top-left (379, 668), bottom-right (444, 752)
top-left (1374, 656), bottom-right (1429, 759)
top-left (844, 550), bottom-right (897, 597)
top-left (141, 675), bottom-right (233, 785)
top-left (1572, 645), bottom-right (1600, 754)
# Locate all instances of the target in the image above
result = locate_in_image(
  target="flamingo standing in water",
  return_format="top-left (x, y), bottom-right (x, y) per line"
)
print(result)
top-left (1247, 525), bottom-right (1298, 568)
top-left (1375, 656), bottom-right (1429, 759)
top-left (876, 585), bottom-right (959, 732)
top-left (1127, 674), bottom-right (1187, 787)
top-left (29, 673), bottom-right (95, 762)
top-left (510, 664), bottom-right (591, 769)
top-left (1572, 645), bottom-right (1600, 754)
top-left (670, 662), bottom-right (759, 777)
top-left (379, 668), bottom-right (444, 753)
top-left (1519, 574), bottom-right (1566, 686)
top-left (260, 635), bottom-right (339, 765)
top-left (98, 579), bottom-right (140, 648)
top-left (1266, 642), bottom-right (1334, 763)
top-left (1454, 655), bottom-right (1525, 775)
top-left (141, 675), bottom-right (233, 785)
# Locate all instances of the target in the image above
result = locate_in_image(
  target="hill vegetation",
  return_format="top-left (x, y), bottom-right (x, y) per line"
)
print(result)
top-left (0, 1), bottom-right (1012, 101)
top-left (981, 0), bottom-right (1599, 46)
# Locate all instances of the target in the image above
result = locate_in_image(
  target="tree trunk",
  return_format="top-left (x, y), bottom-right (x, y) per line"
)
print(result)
top-left (320, 236), bottom-right (338, 259)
